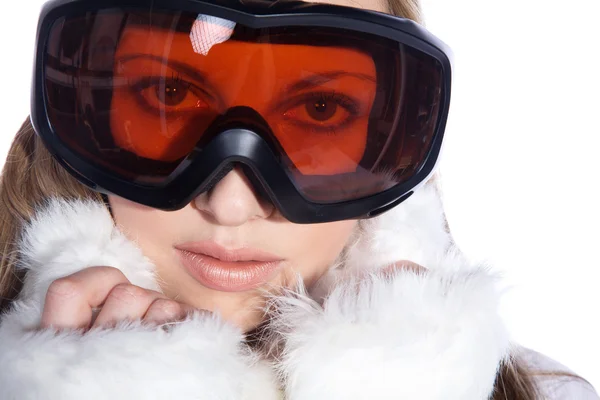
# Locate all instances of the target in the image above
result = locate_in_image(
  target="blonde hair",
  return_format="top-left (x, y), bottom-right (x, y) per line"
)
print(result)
top-left (0, 2), bottom-right (544, 398)
top-left (0, 120), bottom-right (101, 312)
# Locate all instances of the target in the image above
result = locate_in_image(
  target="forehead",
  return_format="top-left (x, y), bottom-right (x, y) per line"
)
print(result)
top-left (304, 0), bottom-right (388, 13)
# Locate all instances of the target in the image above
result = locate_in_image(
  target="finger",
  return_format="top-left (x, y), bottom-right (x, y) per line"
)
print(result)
top-left (383, 260), bottom-right (427, 275)
top-left (92, 284), bottom-right (166, 328)
top-left (41, 266), bottom-right (130, 330)
top-left (142, 299), bottom-right (195, 325)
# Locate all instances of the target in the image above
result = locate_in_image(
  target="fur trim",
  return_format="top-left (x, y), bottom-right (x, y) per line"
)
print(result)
top-left (269, 262), bottom-right (509, 400)
top-left (0, 310), bottom-right (278, 400)
top-left (0, 184), bottom-right (512, 399)
top-left (267, 183), bottom-right (510, 399)
top-left (0, 199), bottom-right (279, 400)
top-left (17, 199), bottom-right (160, 317)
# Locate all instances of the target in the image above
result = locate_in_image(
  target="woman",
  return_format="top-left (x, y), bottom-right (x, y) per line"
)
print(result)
top-left (0, 0), bottom-right (596, 399)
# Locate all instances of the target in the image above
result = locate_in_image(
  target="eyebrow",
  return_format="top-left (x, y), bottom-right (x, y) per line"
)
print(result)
top-left (117, 53), bottom-right (213, 88)
top-left (119, 54), bottom-right (375, 89)
top-left (116, 54), bottom-right (376, 106)
top-left (284, 71), bottom-right (377, 93)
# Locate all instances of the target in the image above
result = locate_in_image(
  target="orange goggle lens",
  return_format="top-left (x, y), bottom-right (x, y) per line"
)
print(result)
top-left (44, 10), bottom-right (443, 203)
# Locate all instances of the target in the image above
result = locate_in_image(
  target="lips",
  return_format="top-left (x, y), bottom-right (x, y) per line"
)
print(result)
top-left (174, 241), bottom-right (284, 292)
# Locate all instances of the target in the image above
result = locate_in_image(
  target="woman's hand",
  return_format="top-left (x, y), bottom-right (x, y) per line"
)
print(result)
top-left (40, 266), bottom-right (196, 330)
top-left (382, 260), bottom-right (427, 275)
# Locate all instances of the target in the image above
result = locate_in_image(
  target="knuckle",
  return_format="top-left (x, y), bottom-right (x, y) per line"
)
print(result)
top-left (108, 283), bottom-right (147, 304)
top-left (149, 299), bottom-right (181, 316)
top-left (46, 278), bottom-right (81, 300)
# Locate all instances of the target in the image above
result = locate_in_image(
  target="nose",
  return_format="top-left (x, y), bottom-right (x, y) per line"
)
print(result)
top-left (193, 166), bottom-right (274, 226)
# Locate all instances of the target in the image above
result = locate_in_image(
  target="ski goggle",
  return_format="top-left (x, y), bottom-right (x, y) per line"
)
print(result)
top-left (31, 0), bottom-right (452, 223)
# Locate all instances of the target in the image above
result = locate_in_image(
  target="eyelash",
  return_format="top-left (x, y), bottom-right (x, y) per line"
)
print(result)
top-left (169, 72), bottom-right (191, 89)
top-left (286, 90), bottom-right (362, 135)
top-left (296, 91), bottom-right (360, 115)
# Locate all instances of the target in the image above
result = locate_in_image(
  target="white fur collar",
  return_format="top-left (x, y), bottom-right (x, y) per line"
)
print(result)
top-left (0, 183), bottom-right (510, 399)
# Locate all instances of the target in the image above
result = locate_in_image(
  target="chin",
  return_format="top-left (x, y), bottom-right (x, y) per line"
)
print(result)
top-left (178, 282), bottom-right (272, 330)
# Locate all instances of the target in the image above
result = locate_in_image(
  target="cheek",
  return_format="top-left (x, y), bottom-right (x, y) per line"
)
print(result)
top-left (109, 196), bottom-right (162, 235)
top-left (288, 220), bottom-right (358, 286)
top-left (108, 196), bottom-right (181, 257)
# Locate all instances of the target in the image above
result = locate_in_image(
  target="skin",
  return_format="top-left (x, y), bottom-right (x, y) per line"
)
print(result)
top-left (40, 0), bottom-right (422, 333)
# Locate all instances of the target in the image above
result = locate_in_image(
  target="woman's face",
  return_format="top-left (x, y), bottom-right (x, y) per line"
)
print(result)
top-left (109, 0), bottom-right (386, 332)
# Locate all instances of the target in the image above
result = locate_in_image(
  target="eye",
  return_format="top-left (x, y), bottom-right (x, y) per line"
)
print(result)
top-left (132, 75), bottom-right (209, 112)
top-left (283, 93), bottom-right (359, 129)
top-left (157, 80), bottom-right (190, 106)
top-left (306, 99), bottom-right (338, 122)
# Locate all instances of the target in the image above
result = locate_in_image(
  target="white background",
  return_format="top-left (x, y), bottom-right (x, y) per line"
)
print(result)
top-left (0, 0), bottom-right (598, 389)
